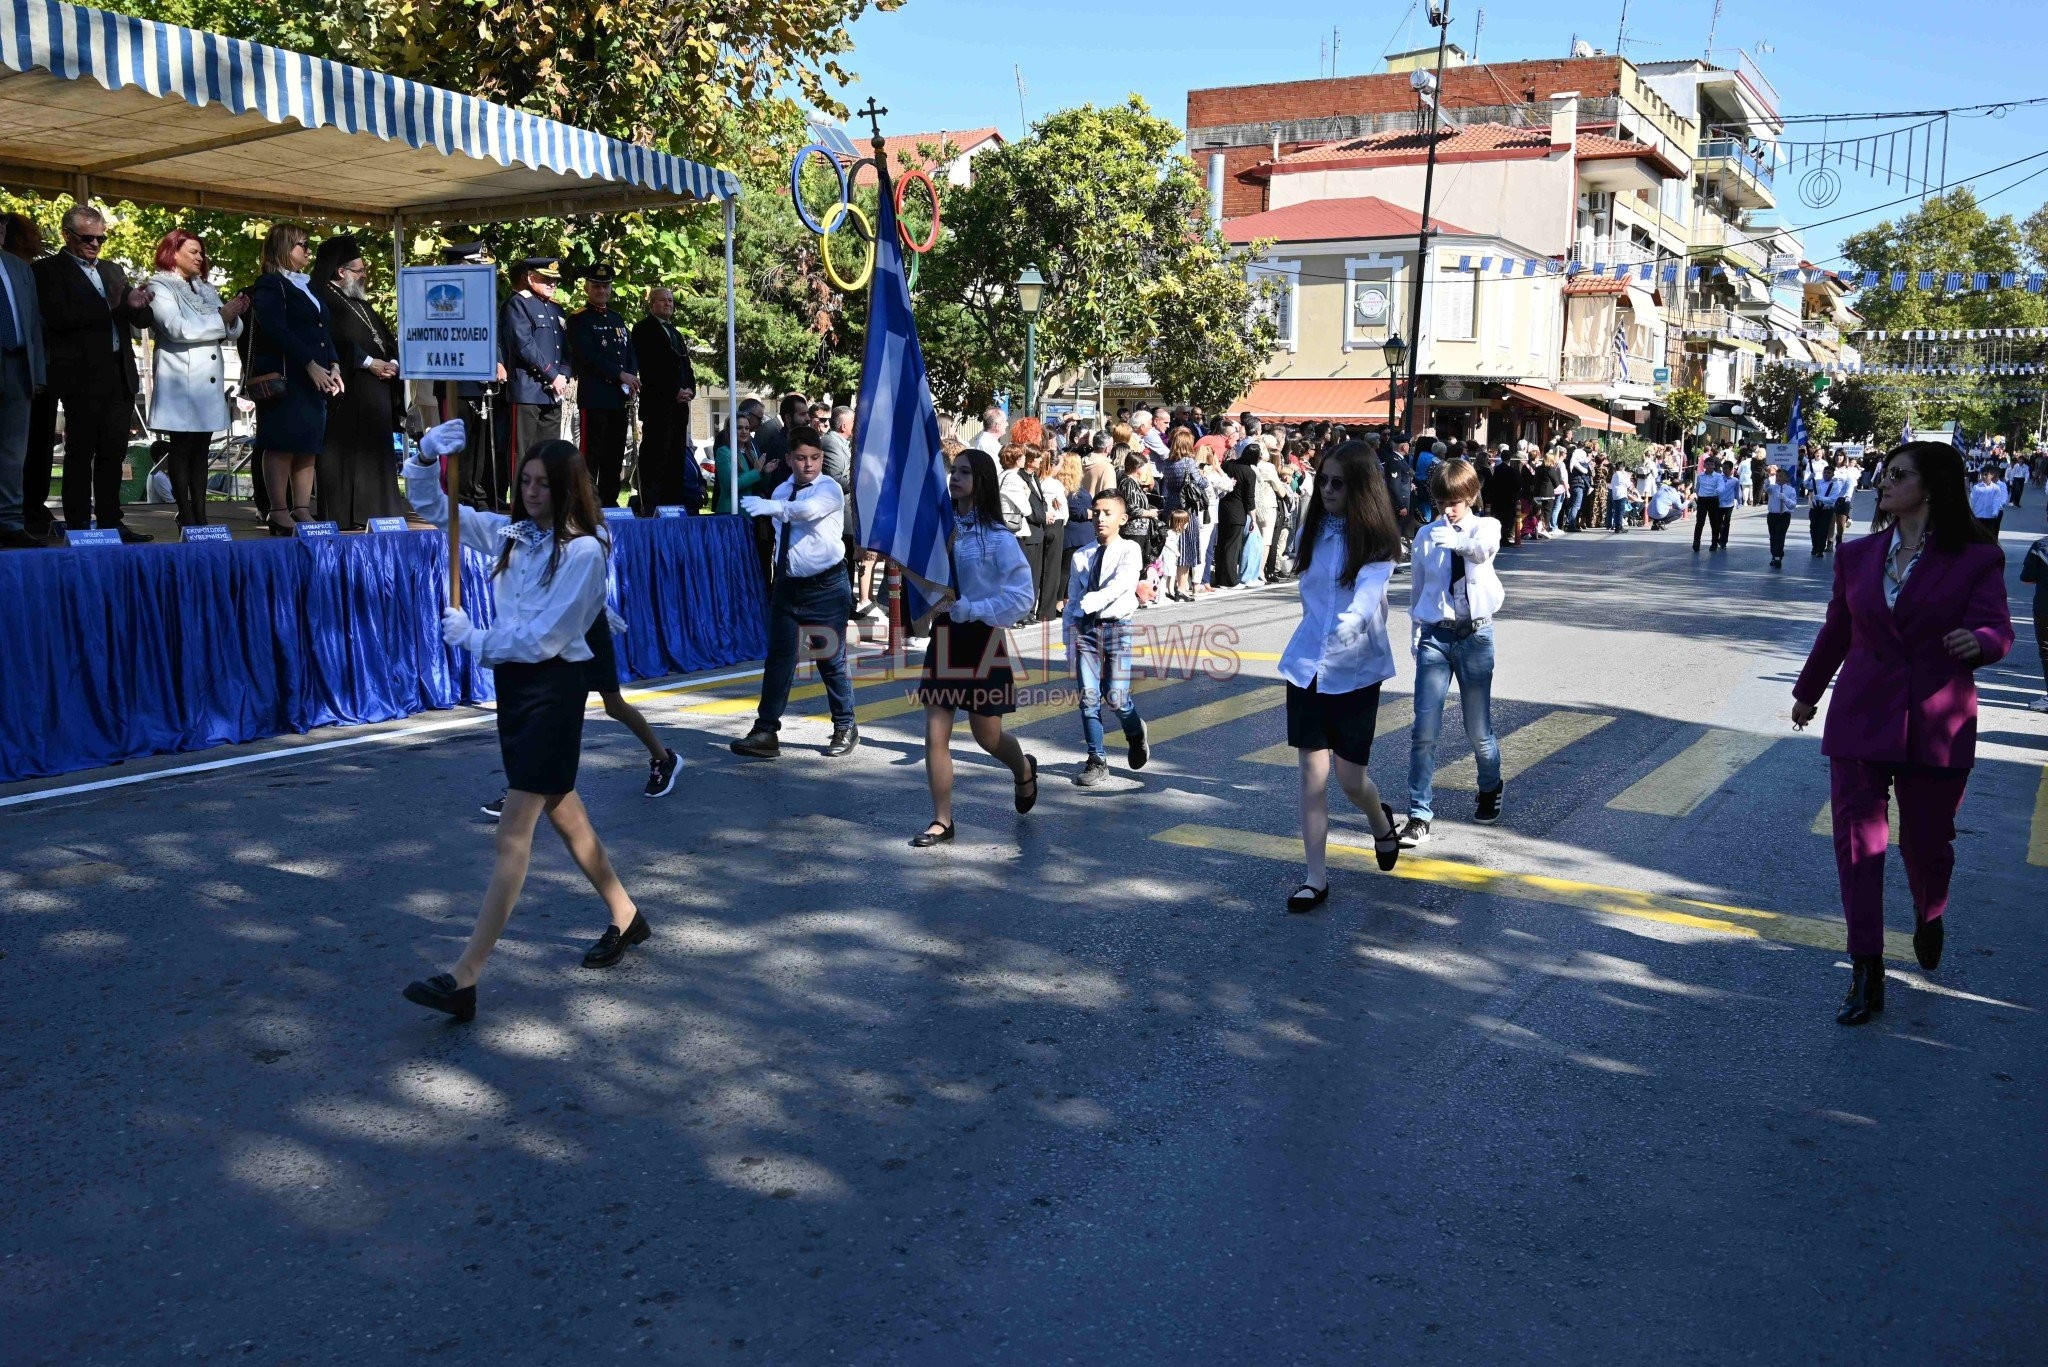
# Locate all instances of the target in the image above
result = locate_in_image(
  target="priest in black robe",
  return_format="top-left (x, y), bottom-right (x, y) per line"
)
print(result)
top-left (313, 235), bottom-right (404, 528)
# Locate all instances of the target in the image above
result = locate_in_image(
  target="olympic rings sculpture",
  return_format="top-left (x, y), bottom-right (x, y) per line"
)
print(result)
top-left (790, 141), bottom-right (942, 293)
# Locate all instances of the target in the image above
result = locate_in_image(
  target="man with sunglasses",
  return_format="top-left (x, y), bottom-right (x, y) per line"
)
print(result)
top-left (32, 204), bottom-right (155, 541)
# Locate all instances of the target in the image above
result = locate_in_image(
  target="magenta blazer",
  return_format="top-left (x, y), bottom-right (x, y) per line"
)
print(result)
top-left (1794, 529), bottom-right (2014, 769)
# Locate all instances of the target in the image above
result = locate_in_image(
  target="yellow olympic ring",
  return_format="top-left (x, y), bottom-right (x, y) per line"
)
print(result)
top-left (820, 201), bottom-right (875, 293)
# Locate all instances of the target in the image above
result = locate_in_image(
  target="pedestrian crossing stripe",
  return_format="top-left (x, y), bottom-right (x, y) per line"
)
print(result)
top-left (1107, 685), bottom-right (1288, 749)
top-left (1436, 710), bottom-right (1617, 791)
top-left (1810, 799), bottom-right (1900, 841)
top-left (1241, 698), bottom-right (1417, 767)
top-left (1607, 729), bottom-right (1778, 818)
top-left (1153, 823), bottom-right (1916, 962)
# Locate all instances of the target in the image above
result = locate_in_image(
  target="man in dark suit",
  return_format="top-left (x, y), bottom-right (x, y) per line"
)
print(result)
top-left (434, 241), bottom-right (508, 511)
top-left (0, 219), bottom-right (47, 548)
top-left (34, 204), bottom-right (154, 541)
top-left (501, 255), bottom-right (568, 471)
top-left (567, 266), bottom-right (638, 509)
top-left (630, 285), bottom-right (698, 514)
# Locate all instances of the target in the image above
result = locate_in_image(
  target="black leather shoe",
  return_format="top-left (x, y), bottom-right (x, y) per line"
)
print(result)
top-left (729, 729), bottom-right (780, 759)
top-left (910, 821), bottom-right (954, 848)
top-left (1286, 882), bottom-right (1329, 913)
top-left (1125, 717), bottom-right (1150, 770)
top-left (1836, 954), bottom-right (1885, 1026)
top-left (1374, 803), bottom-right (1401, 872)
top-left (116, 525), bottom-right (153, 544)
top-left (403, 973), bottom-right (476, 1022)
top-left (0, 528), bottom-right (46, 549)
top-left (824, 725), bottom-right (858, 757)
top-left (1914, 916), bottom-right (1945, 971)
top-left (1014, 755), bottom-right (1039, 813)
top-left (583, 912), bottom-right (652, 968)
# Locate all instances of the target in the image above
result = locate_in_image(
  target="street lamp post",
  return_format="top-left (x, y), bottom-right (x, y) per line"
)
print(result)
top-left (1399, 0), bottom-right (1454, 438)
top-left (1381, 333), bottom-right (1408, 435)
top-left (1015, 266), bottom-right (1047, 418)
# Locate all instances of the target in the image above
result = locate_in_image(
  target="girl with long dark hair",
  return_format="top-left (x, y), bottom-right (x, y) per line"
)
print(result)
top-left (1792, 441), bottom-right (2012, 1025)
top-left (1279, 440), bottom-right (1406, 912)
top-left (400, 425), bottom-right (650, 1021)
top-left (911, 444), bottom-right (1039, 847)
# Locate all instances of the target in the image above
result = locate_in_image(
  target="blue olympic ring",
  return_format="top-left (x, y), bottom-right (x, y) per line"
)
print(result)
top-left (790, 142), bottom-right (850, 237)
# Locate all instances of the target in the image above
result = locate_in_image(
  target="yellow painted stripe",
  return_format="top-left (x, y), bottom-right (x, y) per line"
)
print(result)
top-left (1437, 710), bottom-right (1615, 792)
top-left (848, 669), bottom-right (1194, 730)
top-left (1241, 697), bottom-right (1416, 767)
top-left (2031, 767), bottom-right (2048, 867)
top-left (1811, 799), bottom-right (1900, 841)
top-left (1607, 729), bottom-right (1778, 818)
top-left (1107, 684), bottom-right (1286, 750)
top-left (1154, 823), bottom-right (1915, 962)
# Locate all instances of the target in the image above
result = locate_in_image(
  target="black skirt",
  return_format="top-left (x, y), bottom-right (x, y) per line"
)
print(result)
top-left (495, 658), bottom-right (587, 795)
top-left (917, 617), bottom-right (1017, 716)
top-left (1286, 679), bottom-right (1382, 766)
top-left (583, 615), bottom-right (620, 694)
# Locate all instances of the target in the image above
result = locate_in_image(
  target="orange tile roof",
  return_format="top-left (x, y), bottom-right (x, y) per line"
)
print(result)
top-left (1223, 195), bottom-right (1478, 244)
top-left (1563, 276), bottom-right (1630, 296)
top-left (844, 128), bottom-right (1002, 186)
top-left (1257, 122), bottom-right (1681, 180)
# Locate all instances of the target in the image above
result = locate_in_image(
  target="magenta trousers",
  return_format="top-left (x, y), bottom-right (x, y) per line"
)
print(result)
top-left (1829, 758), bottom-right (1971, 957)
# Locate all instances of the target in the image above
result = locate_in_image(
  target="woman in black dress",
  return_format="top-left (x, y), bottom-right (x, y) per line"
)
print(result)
top-left (245, 223), bottom-right (342, 534)
top-left (311, 235), bottom-right (405, 529)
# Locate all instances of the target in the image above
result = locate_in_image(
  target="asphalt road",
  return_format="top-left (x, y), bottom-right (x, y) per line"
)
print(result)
top-left (4, 494), bottom-right (2045, 1365)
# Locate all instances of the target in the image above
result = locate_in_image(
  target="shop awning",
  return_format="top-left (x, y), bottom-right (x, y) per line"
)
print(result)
top-left (1501, 383), bottom-right (1637, 436)
top-left (0, 0), bottom-right (739, 222)
top-left (1237, 377), bottom-right (1394, 421)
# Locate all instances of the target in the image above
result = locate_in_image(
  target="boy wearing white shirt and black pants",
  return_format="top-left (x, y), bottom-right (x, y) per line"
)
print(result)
top-left (1809, 462), bottom-right (1849, 557)
top-left (1764, 465), bottom-right (1800, 567)
top-left (732, 427), bottom-right (859, 758)
top-left (1399, 458), bottom-right (1505, 847)
top-left (1969, 464), bottom-right (2011, 537)
top-left (1065, 491), bottom-right (1151, 787)
top-left (1693, 461), bottom-right (1723, 551)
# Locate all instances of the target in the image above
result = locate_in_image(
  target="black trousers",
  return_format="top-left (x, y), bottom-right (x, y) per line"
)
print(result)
top-left (164, 430), bottom-right (211, 526)
top-left (637, 400), bottom-right (695, 513)
top-left (2010, 478), bottom-right (2025, 507)
top-left (509, 403), bottom-right (565, 493)
top-left (581, 408), bottom-right (628, 509)
top-left (1710, 504), bottom-right (1732, 548)
top-left (1213, 518), bottom-right (1247, 587)
top-left (1033, 531), bottom-right (1066, 621)
top-left (1810, 505), bottom-right (1836, 554)
top-left (60, 393), bottom-right (133, 530)
top-left (1766, 511), bottom-right (1791, 561)
top-left (452, 393), bottom-right (503, 511)
top-left (2035, 610), bottom-right (2048, 693)
top-left (23, 387), bottom-right (55, 531)
top-left (1692, 502), bottom-right (1714, 549)
top-left (1976, 515), bottom-right (2002, 539)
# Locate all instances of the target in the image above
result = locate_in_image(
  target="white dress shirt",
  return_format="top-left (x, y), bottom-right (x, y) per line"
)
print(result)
top-left (1610, 469), bottom-right (1634, 501)
top-left (404, 457), bottom-right (608, 665)
top-left (1063, 536), bottom-right (1142, 628)
top-left (948, 516), bottom-right (1035, 625)
top-left (1814, 477), bottom-right (1850, 509)
top-left (745, 476), bottom-right (845, 577)
top-left (1279, 520), bottom-right (1397, 695)
top-left (1766, 482), bottom-right (1801, 515)
top-left (1716, 473), bottom-right (1740, 508)
top-left (1407, 514), bottom-right (1503, 627)
top-left (1969, 480), bottom-right (2011, 518)
top-left (973, 430), bottom-right (1003, 455)
top-left (1696, 471), bottom-right (1724, 504)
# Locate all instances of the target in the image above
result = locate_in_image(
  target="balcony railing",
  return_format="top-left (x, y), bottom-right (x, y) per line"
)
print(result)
top-left (1698, 138), bottom-right (1774, 188)
top-left (1570, 240), bottom-right (1659, 270)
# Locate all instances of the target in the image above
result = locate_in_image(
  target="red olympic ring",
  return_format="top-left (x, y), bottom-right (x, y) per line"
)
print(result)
top-left (894, 167), bottom-right (942, 254)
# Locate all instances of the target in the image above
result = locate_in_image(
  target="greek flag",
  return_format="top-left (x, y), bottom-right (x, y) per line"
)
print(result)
top-left (1613, 325), bottom-right (1630, 383)
top-left (852, 164), bottom-right (954, 616)
top-left (1787, 395), bottom-right (1807, 449)
top-left (1953, 424), bottom-right (1969, 454)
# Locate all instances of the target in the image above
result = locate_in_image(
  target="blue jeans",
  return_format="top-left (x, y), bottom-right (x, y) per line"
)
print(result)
top-left (1074, 618), bottom-right (1142, 759)
top-left (1408, 621), bottom-right (1500, 822)
top-left (755, 566), bottom-right (854, 732)
top-left (1565, 486), bottom-right (1586, 528)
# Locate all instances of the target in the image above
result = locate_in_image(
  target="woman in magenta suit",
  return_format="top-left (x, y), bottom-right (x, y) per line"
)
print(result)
top-left (1792, 441), bottom-right (2013, 1025)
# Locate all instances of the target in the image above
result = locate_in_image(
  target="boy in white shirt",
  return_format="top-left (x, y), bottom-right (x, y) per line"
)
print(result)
top-left (1065, 491), bottom-right (1151, 786)
top-left (1692, 460), bottom-right (1723, 551)
top-left (1809, 462), bottom-right (1849, 556)
top-left (1969, 464), bottom-right (2011, 537)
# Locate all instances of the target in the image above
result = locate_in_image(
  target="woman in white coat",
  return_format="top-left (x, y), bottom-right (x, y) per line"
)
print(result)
top-left (146, 230), bottom-right (246, 528)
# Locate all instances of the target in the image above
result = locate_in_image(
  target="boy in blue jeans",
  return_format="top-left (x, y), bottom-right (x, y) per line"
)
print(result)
top-left (1065, 491), bottom-right (1152, 787)
top-left (1399, 458), bottom-right (1505, 846)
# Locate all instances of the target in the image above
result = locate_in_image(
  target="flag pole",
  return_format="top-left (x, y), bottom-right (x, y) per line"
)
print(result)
top-left (861, 100), bottom-right (909, 666)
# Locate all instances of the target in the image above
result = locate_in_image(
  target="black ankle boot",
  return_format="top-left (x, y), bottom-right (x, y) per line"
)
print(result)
top-left (1836, 954), bottom-right (1885, 1026)
top-left (1914, 916), bottom-right (1944, 971)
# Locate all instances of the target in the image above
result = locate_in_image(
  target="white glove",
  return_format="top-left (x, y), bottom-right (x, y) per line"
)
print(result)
top-left (739, 495), bottom-right (771, 518)
top-left (440, 607), bottom-right (482, 650)
top-left (1331, 617), bottom-right (1366, 650)
top-left (1427, 524), bottom-right (1464, 552)
top-left (419, 419), bottom-right (467, 462)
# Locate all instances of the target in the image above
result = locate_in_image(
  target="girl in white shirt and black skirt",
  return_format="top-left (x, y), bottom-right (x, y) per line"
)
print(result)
top-left (1279, 440), bottom-right (1405, 912)
top-left (911, 445), bottom-right (1040, 847)
top-left (400, 425), bottom-right (650, 1022)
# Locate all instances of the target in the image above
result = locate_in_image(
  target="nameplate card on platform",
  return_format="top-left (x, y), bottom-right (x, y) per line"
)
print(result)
top-left (294, 521), bottom-right (340, 539)
top-left (655, 505), bottom-right (687, 518)
top-left (367, 517), bottom-right (410, 534)
top-left (66, 528), bottom-right (122, 548)
top-left (602, 506), bottom-right (635, 522)
top-left (181, 525), bottom-right (232, 542)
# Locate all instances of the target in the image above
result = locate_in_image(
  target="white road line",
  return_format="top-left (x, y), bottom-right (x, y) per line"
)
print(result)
top-left (0, 664), bottom-right (767, 812)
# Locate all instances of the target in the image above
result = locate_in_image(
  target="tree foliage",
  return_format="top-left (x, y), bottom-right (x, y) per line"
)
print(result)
top-left (1664, 385), bottom-right (1707, 435)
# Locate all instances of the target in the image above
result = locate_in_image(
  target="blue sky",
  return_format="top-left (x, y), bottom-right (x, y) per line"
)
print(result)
top-left (839, 0), bottom-right (2048, 260)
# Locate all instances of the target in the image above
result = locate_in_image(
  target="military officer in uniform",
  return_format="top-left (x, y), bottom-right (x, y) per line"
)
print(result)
top-left (435, 241), bottom-right (509, 510)
top-left (567, 266), bottom-right (639, 509)
top-left (502, 255), bottom-right (569, 461)
top-left (630, 284), bottom-right (699, 514)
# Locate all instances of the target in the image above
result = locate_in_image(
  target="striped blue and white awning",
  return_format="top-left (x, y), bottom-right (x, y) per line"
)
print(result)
top-left (0, 0), bottom-right (739, 221)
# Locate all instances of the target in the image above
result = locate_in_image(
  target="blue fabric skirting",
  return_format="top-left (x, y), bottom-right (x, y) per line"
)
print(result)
top-left (0, 514), bottom-right (766, 783)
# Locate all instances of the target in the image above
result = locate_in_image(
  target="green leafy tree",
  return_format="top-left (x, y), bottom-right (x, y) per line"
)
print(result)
top-left (1829, 375), bottom-right (1908, 445)
top-left (1743, 361), bottom-right (1812, 435)
top-left (1664, 385), bottom-right (1708, 437)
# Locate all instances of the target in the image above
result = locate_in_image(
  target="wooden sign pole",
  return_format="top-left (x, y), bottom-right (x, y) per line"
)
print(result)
top-left (447, 449), bottom-right (462, 611)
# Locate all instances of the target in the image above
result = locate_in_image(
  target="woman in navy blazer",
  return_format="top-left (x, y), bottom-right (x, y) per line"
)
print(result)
top-left (1791, 441), bottom-right (2013, 1025)
top-left (245, 223), bottom-right (342, 534)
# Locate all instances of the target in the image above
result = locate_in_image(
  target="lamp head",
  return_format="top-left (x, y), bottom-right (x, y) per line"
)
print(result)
top-left (1015, 266), bottom-right (1047, 318)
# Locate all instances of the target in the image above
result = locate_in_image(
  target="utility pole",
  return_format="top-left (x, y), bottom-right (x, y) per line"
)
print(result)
top-left (1400, 0), bottom-right (1454, 439)
top-left (1473, 8), bottom-right (1484, 62)
top-left (1332, 27), bottom-right (1341, 77)
top-left (1014, 66), bottom-right (1028, 138)
top-left (1615, 0), bottom-right (1630, 56)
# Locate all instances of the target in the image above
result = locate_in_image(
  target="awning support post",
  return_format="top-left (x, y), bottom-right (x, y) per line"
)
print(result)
top-left (723, 194), bottom-right (740, 515)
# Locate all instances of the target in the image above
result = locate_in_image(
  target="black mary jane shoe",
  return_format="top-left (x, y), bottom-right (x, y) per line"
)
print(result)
top-left (1287, 882), bottom-right (1330, 914)
top-left (910, 821), bottom-right (955, 848)
top-left (403, 973), bottom-right (476, 1022)
top-left (1374, 802), bottom-right (1401, 872)
top-left (1014, 755), bottom-right (1039, 814)
top-left (583, 912), bottom-right (652, 969)
top-left (1914, 916), bottom-right (1944, 971)
top-left (1836, 954), bottom-right (1886, 1026)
